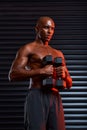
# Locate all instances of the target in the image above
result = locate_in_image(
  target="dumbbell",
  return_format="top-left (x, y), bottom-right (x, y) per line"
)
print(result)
top-left (42, 55), bottom-right (55, 89)
top-left (42, 55), bottom-right (53, 66)
top-left (54, 57), bottom-right (66, 89)
top-left (42, 55), bottom-right (66, 90)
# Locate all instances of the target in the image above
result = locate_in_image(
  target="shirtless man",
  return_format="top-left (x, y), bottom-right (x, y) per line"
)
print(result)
top-left (9, 16), bottom-right (72, 130)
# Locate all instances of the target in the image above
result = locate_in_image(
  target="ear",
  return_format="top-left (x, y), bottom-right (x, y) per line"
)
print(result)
top-left (35, 26), bottom-right (39, 33)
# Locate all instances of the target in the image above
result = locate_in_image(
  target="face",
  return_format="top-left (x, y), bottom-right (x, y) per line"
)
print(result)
top-left (36, 18), bottom-right (55, 42)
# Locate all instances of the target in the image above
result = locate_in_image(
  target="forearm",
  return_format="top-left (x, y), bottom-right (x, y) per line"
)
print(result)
top-left (9, 68), bottom-right (42, 81)
top-left (64, 75), bottom-right (72, 88)
top-left (64, 67), bottom-right (72, 89)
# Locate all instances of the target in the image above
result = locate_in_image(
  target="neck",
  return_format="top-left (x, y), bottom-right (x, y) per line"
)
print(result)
top-left (35, 37), bottom-right (49, 46)
top-left (44, 41), bottom-right (49, 46)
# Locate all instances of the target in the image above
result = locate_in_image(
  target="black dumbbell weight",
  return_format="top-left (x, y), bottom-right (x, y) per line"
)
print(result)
top-left (42, 55), bottom-right (55, 89)
top-left (54, 57), bottom-right (66, 90)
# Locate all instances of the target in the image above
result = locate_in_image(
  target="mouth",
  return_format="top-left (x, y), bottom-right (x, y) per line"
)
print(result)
top-left (46, 35), bottom-right (52, 39)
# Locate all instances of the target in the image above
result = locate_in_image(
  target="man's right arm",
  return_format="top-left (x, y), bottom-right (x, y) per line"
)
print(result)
top-left (8, 45), bottom-right (53, 81)
top-left (9, 45), bottom-right (41, 81)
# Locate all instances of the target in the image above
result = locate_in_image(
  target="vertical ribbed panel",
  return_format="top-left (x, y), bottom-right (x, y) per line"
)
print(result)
top-left (0, 1), bottom-right (87, 130)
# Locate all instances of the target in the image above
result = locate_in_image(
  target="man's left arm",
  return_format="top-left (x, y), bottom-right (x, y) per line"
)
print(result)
top-left (64, 65), bottom-right (72, 88)
top-left (56, 51), bottom-right (72, 89)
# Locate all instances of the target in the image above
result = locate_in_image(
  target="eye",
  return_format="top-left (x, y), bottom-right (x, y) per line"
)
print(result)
top-left (51, 27), bottom-right (55, 30)
top-left (44, 26), bottom-right (49, 29)
top-left (43, 26), bottom-right (55, 31)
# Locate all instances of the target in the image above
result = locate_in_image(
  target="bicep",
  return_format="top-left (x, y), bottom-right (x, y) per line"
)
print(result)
top-left (62, 55), bottom-right (70, 76)
top-left (11, 47), bottom-right (29, 70)
top-left (57, 50), bottom-right (70, 74)
top-left (12, 56), bottom-right (28, 69)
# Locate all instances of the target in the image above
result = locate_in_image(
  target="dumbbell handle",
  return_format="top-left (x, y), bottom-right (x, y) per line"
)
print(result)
top-left (54, 57), bottom-right (62, 67)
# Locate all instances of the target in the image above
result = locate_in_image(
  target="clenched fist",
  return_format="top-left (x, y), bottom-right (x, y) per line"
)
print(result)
top-left (40, 65), bottom-right (54, 76)
top-left (55, 66), bottom-right (66, 79)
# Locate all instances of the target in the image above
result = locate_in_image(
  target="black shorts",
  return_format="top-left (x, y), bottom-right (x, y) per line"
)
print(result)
top-left (24, 88), bottom-right (65, 130)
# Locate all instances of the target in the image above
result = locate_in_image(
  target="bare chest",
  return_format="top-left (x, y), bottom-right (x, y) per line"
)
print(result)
top-left (27, 46), bottom-right (60, 68)
top-left (32, 46), bottom-right (58, 59)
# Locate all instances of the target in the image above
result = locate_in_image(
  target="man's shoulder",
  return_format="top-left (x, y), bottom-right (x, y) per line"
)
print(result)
top-left (53, 48), bottom-right (64, 58)
top-left (24, 41), bottom-right (35, 47)
top-left (17, 42), bottom-right (35, 56)
top-left (20, 41), bottom-right (35, 51)
top-left (53, 47), bottom-right (62, 54)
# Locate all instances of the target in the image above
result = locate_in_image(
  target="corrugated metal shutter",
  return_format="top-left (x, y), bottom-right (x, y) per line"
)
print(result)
top-left (0, 1), bottom-right (87, 130)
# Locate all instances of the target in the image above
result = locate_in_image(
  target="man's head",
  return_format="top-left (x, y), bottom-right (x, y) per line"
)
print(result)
top-left (35, 16), bottom-right (55, 43)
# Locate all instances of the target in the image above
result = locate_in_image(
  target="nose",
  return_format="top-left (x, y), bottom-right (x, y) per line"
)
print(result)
top-left (48, 28), bottom-right (51, 33)
top-left (48, 28), bottom-right (53, 34)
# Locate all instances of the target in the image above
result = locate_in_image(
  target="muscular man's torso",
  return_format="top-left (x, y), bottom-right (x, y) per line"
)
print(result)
top-left (26, 42), bottom-right (63, 88)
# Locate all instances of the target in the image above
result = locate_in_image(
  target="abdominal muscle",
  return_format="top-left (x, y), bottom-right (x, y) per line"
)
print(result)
top-left (31, 76), bottom-right (43, 88)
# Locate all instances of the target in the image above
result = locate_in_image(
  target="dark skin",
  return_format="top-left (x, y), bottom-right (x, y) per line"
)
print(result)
top-left (9, 16), bottom-right (72, 90)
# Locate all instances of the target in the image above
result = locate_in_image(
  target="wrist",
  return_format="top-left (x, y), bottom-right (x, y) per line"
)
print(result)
top-left (39, 68), bottom-right (45, 75)
top-left (63, 71), bottom-right (68, 80)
